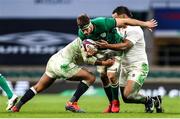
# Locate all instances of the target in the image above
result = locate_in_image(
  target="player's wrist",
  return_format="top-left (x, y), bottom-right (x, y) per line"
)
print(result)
top-left (101, 61), bottom-right (105, 65)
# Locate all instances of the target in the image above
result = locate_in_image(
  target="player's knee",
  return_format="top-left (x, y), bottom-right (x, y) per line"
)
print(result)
top-left (107, 72), bottom-right (117, 84)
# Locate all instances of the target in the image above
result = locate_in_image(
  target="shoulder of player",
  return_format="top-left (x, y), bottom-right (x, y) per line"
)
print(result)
top-left (91, 17), bottom-right (114, 24)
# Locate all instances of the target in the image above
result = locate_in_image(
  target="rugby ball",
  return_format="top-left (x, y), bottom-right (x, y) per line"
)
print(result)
top-left (82, 39), bottom-right (97, 52)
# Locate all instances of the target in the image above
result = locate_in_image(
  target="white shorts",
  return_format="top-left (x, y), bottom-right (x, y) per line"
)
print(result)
top-left (96, 49), bottom-right (122, 76)
top-left (119, 62), bottom-right (149, 87)
top-left (45, 54), bottom-right (81, 79)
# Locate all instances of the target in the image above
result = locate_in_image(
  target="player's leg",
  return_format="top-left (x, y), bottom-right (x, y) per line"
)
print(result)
top-left (0, 74), bottom-right (18, 110)
top-left (97, 66), bottom-right (113, 113)
top-left (100, 72), bottom-right (112, 104)
top-left (11, 73), bottom-right (55, 112)
top-left (0, 74), bottom-right (13, 99)
top-left (68, 68), bottom-right (95, 102)
top-left (120, 63), bottom-right (155, 113)
top-left (100, 72), bottom-right (113, 113)
top-left (121, 80), bottom-right (154, 113)
top-left (65, 68), bottom-right (95, 112)
top-left (107, 71), bottom-right (120, 113)
top-left (121, 80), bottom-right (146, 103)
top-left (106, 57), bottom-right (121, 113)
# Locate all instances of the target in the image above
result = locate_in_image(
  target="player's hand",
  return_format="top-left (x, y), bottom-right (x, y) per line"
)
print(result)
top-left (96, 40), bottom-right (109, 49)
top-left (145, 19), bottom-right (158, 31)
top-left (86, 47), bottom-right (97, 57)
top-left (102, 58), bottom-right (115, 66)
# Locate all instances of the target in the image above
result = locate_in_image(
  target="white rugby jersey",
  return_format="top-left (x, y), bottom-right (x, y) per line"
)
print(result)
top-left (54, 38), bottom-right (97, 65)
top-left (118, 26), bottom-right (148, 65)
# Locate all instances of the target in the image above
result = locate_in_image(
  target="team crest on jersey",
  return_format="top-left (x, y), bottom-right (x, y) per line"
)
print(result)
top-left (100, 32), bottom-right (106, 38)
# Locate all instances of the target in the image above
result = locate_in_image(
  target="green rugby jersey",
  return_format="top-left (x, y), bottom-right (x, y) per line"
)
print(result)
top-left (78, 17), bottom-right (123, 44)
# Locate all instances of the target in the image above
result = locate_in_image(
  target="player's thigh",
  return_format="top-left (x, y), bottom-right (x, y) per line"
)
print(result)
top-left (46, 56), bottom-right (82, 79)
top-left (119, 66), bottom-right (128, 87)
top-left (107, 58), bottom-right (121, 83)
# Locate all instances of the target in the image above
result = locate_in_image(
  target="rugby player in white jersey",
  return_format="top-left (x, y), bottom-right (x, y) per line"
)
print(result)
top-left (96, 6), bottom-right (163, 113)
top-left (11, 38), bottom-right (114, 113)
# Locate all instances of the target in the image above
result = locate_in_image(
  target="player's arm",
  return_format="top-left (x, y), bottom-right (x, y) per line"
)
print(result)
top-left (115, 18), bottom-right (157, 29)
top-left (81, 44), bottom-right (114, 66)
top-left (96, 39), bottom-right (133, 51)
top-left (83, 55), bottom-right (114, 66)
top-left (95, 58), bottom-right (115, 66)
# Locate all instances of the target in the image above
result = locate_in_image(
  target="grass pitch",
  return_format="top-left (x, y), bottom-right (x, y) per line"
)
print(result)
top-left (0, 94), bottom-right (180, 118)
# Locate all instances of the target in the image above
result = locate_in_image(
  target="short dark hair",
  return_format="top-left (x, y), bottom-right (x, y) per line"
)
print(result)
top-left (77, 13), bottom-right (90, 29)
top-left (112, 6), bottom-right (133, 18)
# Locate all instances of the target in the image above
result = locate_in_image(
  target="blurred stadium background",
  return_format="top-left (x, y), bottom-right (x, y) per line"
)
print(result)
top-left (0, 0), bottom-right (180, 98)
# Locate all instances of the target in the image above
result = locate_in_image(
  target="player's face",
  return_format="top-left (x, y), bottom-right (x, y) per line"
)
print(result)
top-left (82, 25), bottom-right (93, 36)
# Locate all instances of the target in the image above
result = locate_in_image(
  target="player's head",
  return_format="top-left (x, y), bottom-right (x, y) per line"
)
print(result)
top-left (77, 13), bottom-right (93, 35)
top-left (112, 6), bottom-right (133, 19)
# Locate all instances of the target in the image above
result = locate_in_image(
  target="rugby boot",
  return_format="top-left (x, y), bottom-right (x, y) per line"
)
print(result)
top-left (145, 97), bottom-right (155, 113)
top-left (111, 100), bottom-right (120, 113)
top-left (6, 94), bottom-right (18, 111)
top-left (154, 95), bottom-right (164, 113)
top-left (65, 101), bottom-right (85, 113)
top-left (11, 106), bottom-right (20, 112)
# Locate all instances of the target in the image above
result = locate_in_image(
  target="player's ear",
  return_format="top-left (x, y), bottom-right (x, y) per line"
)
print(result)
top-left (122, 14), bottom-right (126, 18)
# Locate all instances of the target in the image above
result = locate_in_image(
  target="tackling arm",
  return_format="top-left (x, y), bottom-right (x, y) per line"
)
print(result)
top-left (96, 39), bottom-right (133, 51)
top-left (83, 55), bottom-right (114, 66)
top-left (81, 46), bottom-right (114, 66)
top-left (95, 58), bottom-right (114, 66)
top-left (115, 18), bottom-right (158, 29)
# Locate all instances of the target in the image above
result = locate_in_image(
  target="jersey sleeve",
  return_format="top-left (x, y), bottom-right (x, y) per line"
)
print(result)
top-left (125, 30), bottom-right (142, 45)
top-left (105, 18), bottom-right (116, 30)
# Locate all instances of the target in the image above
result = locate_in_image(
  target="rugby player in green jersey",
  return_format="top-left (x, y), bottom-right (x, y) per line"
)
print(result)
top-left (77, 13), bottom-right (157, 113)
top-left (11, 38), bottom-right (115, 113)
